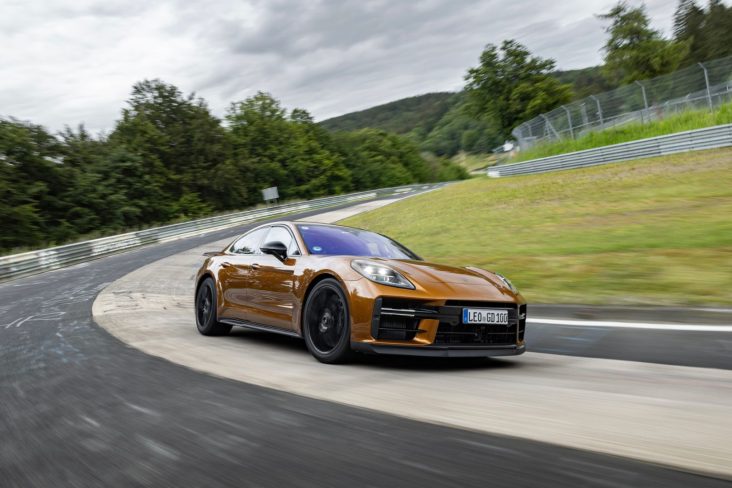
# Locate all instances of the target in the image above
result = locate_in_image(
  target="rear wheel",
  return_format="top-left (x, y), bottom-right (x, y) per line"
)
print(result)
top-left (302, 279), bottom-right (352, 364)
top-left (195, 277), bottom-right (231, 336)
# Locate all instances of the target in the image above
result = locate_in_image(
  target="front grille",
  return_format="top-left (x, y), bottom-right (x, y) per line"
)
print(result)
top-left (371, 298), bottom-right (526, 346)
top-left (435, 302), bottom-right (520, 346)
top-left (376, 315), bottom-right (421, 340)
top-left (434, 322), bottom-right (518, 345)
top-left (372, 298), bottom-right (423, 340)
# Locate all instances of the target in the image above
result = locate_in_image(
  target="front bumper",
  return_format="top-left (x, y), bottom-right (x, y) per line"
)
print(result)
top-left (351, 342), bottom-right (526, 358)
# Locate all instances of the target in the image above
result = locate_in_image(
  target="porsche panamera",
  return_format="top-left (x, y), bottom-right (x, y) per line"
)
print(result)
top-left (195, 222), bottom-right (526, 363)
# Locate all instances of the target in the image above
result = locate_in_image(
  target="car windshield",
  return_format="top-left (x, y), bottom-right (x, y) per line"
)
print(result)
top-left (296, 224), bottom-right (420, 260)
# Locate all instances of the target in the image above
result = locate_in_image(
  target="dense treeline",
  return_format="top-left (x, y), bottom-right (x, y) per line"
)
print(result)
top-left (321, 0), bottom-right (732, 155)
top-left (674, 0), bottom-right (732, 65)
top-left (0, 82), bottom-right (467, 253)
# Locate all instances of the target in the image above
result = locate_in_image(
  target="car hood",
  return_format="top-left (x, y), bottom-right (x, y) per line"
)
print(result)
top-left (382, 259), bottom-right (504, 288)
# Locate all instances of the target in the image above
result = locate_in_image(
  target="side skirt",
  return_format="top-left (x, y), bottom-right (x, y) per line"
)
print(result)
top-left (219, 318), bottom-right (301, 338)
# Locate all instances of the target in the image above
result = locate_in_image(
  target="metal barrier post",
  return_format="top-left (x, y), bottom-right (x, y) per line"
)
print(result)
top-left (590, 95), bottom-right (604, 127)
top-left (635, 81), bottom-right (649, 123)
top-left (561, 106), bottom-right (574, 139)
top-left (540, 114), bottom-right (560, 140)
top-left (699, 62), bottom-right (713, 110)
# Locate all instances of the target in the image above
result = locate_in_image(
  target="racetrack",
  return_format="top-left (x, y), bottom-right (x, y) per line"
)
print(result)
top-left (2, 192), bottom-right (731, 487)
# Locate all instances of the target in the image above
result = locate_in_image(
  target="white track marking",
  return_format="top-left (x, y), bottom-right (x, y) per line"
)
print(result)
top-left (2, 317), bottom-right (23, 329)
top-left (14, 315), bottom-right (35, 328)
top-left (529, 317), bottom-right (732, 332)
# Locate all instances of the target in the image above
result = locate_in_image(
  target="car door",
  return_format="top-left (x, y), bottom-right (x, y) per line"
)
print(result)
top-left (217, 226), bottom-right (269, 322)
top-left (245, 225), bottom-right (300, 331)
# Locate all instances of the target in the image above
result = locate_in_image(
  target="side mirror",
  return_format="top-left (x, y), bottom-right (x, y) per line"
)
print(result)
top-left (261, 241), bottom-right (288, 261)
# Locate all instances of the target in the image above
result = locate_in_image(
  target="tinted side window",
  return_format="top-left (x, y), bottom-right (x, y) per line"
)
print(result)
top-left (231, 227), bottom-right (268, 254)
top-left (263, 226), bottom-right (299, 255)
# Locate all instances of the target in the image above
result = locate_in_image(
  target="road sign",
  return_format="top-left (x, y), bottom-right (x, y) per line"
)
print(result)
top-left (262, 186), bottom-right (279, 202)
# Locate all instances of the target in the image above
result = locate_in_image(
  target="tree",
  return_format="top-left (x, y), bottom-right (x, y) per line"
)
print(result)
top-left (421, 95), bottom-right (501, 156)
top-left (57, 125), bottom-right (109, 234)
top-left (674, 0), bottom-right (732, 64)
top-left (0, 118), bottom-right (75, 249)
top-left (464, 40), bottom-right (572, 140)
top-left (600, 2), bottom-right (689, 84)
top-left (332, 129), bottom-right (450, 190)
top-left (287, 108), bottom-right (352, 198)
top-left (110, 79), bottom-right (227, 216)
top-left (225, 92), bottom-right (291, 201)
top-left (225, 93), bottom-right (352, 202)
top-left (552, 66), bottom-right (617, 99)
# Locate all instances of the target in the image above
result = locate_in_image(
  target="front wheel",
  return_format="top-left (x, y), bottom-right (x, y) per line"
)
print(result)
top-left (302, 279), bottom-right (352, 364)
top-left (195, 277), bottom-right (232, 336)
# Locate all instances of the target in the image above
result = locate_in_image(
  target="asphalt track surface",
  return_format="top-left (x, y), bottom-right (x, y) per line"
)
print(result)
top-left (1, 197), bottom-right (730, 487)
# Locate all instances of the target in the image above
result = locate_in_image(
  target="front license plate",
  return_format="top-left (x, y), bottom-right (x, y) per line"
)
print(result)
top-left (462, 308), bottom-right (509, 325)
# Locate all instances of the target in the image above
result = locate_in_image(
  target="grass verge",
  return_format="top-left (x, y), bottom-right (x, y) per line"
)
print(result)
top-left (342, 148), bottom-right (732, 306)
top-left (513, 102), bottom-right (732, 162)
top-left (451, 152), bottom-right (497, 173)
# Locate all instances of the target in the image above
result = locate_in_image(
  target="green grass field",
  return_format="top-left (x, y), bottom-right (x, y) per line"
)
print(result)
top-left (513, 103), bottom-right (732, 162)
top-left (342, 148), bottom-right (732, 306)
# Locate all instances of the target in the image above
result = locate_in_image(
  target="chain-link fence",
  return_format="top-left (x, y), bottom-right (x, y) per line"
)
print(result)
top-left (512, 56), bottom-right (732, 150)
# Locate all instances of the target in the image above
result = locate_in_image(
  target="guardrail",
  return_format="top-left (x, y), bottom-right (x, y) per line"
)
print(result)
top-left (0, 184), bottom-right (437, 282)
top-left (490, 124), bottom-right (732, 177)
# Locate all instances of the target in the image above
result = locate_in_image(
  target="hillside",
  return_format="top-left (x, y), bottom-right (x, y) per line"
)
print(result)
top-left (318, 69), bottom-right (611, 156)
top-left (553, 66), bottom-right (615, 100)
top-left (342, 148), bottom-right (732, 305)
top-left (319, 92), bottom-right (456, 135)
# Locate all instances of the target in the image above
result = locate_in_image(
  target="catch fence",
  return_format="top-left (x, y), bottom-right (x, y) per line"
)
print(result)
top-left (512, 56), bottom-right (732, 150)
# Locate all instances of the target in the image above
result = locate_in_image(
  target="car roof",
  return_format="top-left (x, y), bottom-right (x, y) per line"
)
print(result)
top-left (269, 221), bottom-right (357, 230)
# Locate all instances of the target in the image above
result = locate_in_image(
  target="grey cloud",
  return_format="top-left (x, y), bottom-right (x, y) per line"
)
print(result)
top-left (0, 0), bottom-right (678, 132)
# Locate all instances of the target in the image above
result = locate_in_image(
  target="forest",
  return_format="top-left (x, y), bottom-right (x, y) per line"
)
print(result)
top-left (0, 86), bottom-right (466, 253)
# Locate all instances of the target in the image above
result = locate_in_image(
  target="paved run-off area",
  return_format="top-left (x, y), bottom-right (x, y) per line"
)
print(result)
top-left (93, 205), bottom-right (732, 479)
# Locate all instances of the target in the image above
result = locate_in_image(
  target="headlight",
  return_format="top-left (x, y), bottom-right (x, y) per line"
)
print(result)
top-left (351, 259), bottom-right (415, 289)
top-left (494, 272), bottom-right (518, 293)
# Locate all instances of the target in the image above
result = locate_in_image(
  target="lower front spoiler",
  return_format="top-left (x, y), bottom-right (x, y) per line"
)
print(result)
top-left (351, 342), bottom-right (526, 358)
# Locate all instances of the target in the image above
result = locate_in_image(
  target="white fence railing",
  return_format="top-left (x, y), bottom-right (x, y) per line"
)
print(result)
top-left (0, 184), bottom-right (438, 282)
top-left (490, 124), bottom-right (732, 177)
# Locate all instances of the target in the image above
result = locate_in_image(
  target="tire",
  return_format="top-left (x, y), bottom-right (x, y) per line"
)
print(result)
top-left (195, 277), bottom-right (232, 336)
top-left (302, 278), bottom-right (353, 364)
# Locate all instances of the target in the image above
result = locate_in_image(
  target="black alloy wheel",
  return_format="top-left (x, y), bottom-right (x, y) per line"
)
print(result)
top-left (195, 277), bottom-right (232, 336)
top-left (303, 278), bottom-right (352, 363)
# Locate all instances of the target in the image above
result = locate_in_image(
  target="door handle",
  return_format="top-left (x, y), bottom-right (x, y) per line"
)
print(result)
top-left (221, 262), bottom-right (232, 268)
top-left (251, 263), bottom-right (260, 270)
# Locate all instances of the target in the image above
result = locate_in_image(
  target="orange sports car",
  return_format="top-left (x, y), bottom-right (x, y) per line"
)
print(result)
top-left (195, 221), bottom-right (526, 363)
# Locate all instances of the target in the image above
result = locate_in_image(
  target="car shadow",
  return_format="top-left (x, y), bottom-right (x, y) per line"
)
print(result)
top-left (228, 328), bottom-right (308, 351)
top-left (352, 354), bottom-right (521, 371)
top-left (226, 328), bottom-right (523, 372)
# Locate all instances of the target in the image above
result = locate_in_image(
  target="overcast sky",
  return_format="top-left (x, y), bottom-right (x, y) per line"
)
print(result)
top-left (1, 0), bottom-right (678, 133)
